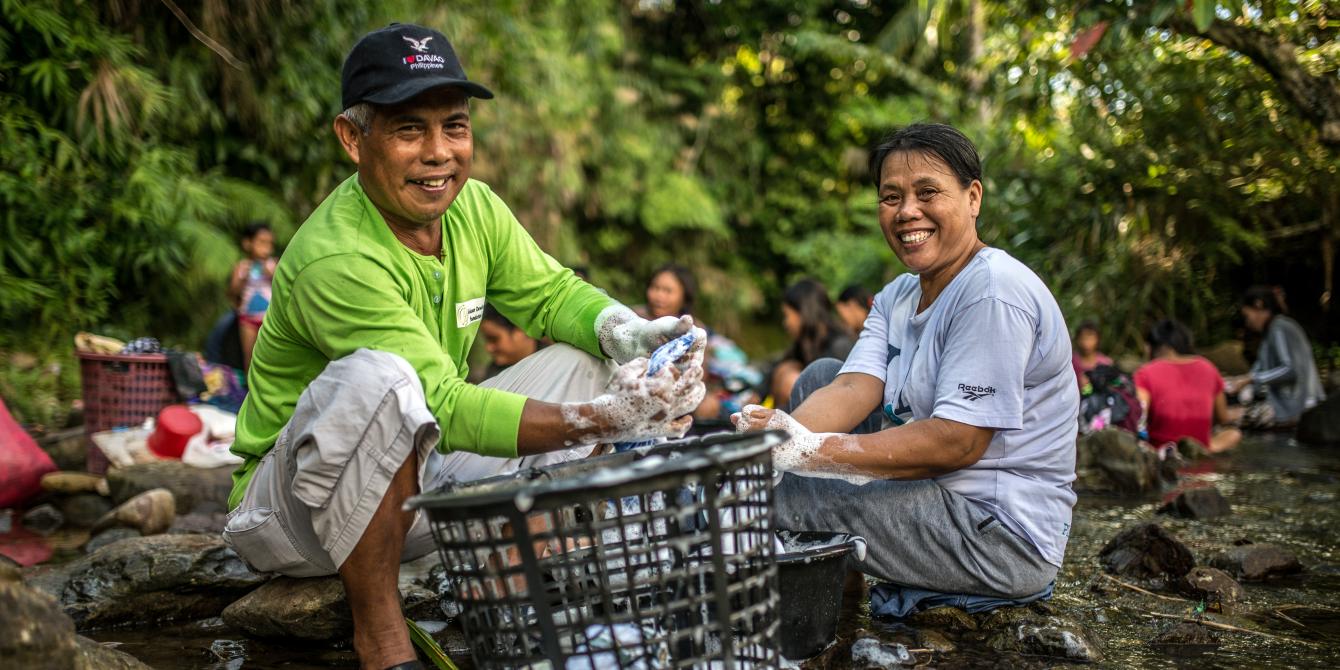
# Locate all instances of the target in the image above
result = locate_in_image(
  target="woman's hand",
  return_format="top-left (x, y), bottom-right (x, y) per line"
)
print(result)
top-left (1224, 374), bottom-right (1251, 396)
top-left (731, 404), bottom-right (852, 476)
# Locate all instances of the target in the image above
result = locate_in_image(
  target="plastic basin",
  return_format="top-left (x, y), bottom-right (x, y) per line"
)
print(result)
top-left (776, 530), bottom-right (864, 659)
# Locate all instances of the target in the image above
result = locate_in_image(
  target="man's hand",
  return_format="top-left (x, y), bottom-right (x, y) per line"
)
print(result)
top-left (566, 355), bottom-right (706, 443)
top-left (596, 305), bottom-right (705, 365)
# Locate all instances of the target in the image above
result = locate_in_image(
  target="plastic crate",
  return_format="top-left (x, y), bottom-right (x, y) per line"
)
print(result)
top-left (407, 431), bottom-right (785, 669)
top-left (76, 351), bottom-right (179, 474)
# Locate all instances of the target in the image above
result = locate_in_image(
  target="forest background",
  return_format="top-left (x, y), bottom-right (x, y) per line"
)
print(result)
top-left (2, 0), bottom-right (1338, 428)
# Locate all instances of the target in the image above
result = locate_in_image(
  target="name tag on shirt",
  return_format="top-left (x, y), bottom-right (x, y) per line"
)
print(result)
top-left (455, 297), bottom-right (485, 328)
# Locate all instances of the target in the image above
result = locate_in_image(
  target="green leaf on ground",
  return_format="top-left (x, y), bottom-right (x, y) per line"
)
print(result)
top-left (406, 618), bottom-right (460, 670)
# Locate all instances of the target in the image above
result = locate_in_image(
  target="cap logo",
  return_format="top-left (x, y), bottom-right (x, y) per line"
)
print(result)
top-left (402, 35), bottom-right (433, 52)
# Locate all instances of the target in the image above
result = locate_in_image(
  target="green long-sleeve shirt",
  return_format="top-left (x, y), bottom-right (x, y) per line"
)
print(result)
top-left (228, 175), bottom-right (616, 508)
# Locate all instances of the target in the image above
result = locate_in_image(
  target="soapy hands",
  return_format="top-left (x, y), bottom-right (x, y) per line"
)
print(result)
top-left (732, 404), bottom-right (871, 484)
top-left (596, 305), bottom-right (706, 365)
top-left (566, 352), bottom-right (706, 444)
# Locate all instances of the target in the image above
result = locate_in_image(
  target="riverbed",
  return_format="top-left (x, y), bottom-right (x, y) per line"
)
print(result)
top-left (91, 433), bottom-right (1340, 668)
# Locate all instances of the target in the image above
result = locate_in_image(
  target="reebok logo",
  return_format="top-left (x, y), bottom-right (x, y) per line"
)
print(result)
top-left (958, 383), bottom-right (996, 401)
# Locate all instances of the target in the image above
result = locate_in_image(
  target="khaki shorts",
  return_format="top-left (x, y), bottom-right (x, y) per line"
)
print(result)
top-left (223, 345), bottom-right (614, 577)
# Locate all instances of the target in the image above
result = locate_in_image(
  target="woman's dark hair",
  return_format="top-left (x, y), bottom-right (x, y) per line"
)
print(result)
top-left (647, 263), bottom-right (697, 316)
top-left (1074, 320), bottom-right (1100, 339)
top-left (1241, 285), bottom-right (1282, 315)
top-left (837, 283), bottom-right (874, 308)
top-left (481, 304), bottom-right (518, 332)
top-left (241, 222), bottom-right (271, 241)
top-left (1146, 319), bottom-right (1195, 356)
top-left (868, 123), bottom-right (982, 188)
top-left (783, 278), bottom-right (850, 365)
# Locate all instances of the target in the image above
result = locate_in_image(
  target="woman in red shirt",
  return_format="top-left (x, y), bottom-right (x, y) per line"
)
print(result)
top-left (1133, 320), bottom-right (1241, 453)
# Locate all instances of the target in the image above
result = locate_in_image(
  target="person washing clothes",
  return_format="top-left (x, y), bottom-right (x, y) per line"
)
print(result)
top-left (1226, 286), bottom-right (1325, 427)
top-left (228, 222), bottom-right (277, 371)
top-left (223, 23), bottom-right (705, 670)
top-left (735, 124), bottom-right (1078, 615)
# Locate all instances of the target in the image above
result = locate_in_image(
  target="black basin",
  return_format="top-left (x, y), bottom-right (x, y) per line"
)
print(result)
top-left (776, 531), bottom-right (865, 659)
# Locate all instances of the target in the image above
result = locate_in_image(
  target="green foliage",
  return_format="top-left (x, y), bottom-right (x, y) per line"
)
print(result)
top-left (1, 0), bottom-right (1336, 424)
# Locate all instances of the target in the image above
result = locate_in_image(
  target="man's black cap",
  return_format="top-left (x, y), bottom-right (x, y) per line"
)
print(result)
top-left (341, 23), bottom-right (493, 110)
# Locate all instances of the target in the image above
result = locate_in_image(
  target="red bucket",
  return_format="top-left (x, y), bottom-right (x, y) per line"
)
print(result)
top-left (147, 405), bottom-right (202, 459)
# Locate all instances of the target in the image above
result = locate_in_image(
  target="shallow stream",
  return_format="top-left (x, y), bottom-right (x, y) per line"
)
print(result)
top-left (92, 434), bottom-right (1340, 668)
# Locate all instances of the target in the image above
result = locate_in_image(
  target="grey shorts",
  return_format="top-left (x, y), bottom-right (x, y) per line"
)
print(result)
top-left (222, 345), bottom-right (614, 577)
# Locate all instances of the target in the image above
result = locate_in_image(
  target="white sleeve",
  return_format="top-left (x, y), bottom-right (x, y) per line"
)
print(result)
top-left (932, 297), bottom-right (1034, 431)
top-left (839, 290), bottom-right (891, 382)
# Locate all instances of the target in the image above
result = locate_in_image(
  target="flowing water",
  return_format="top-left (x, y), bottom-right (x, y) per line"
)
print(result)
top-left (90, 433), bottom-right (1340, 668)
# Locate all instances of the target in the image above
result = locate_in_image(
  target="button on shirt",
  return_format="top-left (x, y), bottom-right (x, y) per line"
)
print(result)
top-left (228, 176), bottom-right (616, 509)
top-left (839, 248), bottom-right (1079, 567)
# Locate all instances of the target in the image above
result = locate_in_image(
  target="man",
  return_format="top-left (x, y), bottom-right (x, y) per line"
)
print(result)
top-left (223, 24), bottom-right (705, 670)
top-left (477, 303), bottom-right (542, 381)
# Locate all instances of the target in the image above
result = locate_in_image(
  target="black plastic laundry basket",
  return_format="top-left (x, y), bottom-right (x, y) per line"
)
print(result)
top-left (407, 431), bottom-right (785, 669)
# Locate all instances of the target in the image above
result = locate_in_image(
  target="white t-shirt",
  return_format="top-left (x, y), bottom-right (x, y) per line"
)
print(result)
top-left (839, 248), bottom-right (1078, 567)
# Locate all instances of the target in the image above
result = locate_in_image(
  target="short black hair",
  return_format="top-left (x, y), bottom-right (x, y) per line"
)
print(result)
top-left (482, 304), bottom-right (518, 331)
top-left (868, 123), bottom-right (982, 188)
top-left (837, 283), bottom-right (873, 307)
top-left (241, 222), bottom-right (271, 241)
top-left (1242, 285), bottom-right (1282, 315)
top-left (1146, 319), bottom-right (1195, 356)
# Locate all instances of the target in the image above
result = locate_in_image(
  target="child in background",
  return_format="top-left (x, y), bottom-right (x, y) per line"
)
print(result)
top-left (228, 223), bottom-right (276, 371)
top-left (1071, 320), bottom-right (1113, 391)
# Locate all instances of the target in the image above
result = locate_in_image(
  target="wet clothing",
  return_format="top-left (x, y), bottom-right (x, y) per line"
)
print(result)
top-left (229, 176), bottom-right (616, 509)
top-left (1250, 316), bottom-right (1325, 423)
top-left (1133, 357), bottom-right (1223, 447)
top-left (223, 346), bottom-right (613, 574)
top-left (775, 359), bottom-right (1058, 599)
top-left (838, 248), bottom-right (1078, 567)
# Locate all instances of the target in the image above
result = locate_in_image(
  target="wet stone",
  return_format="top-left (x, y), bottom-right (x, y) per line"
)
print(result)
top-left (25, 534), bottom-right (266, 629)
top-left (1075, 429), bottom-right (1168, 494)
top-left (1176, 437), bottom-right (1210, 461)
top-left (60, 493), bottom-right (113, 528)
top-left (1099, 523), bottom-right (1195, 581)
top-left (168, 511), bottom-right (227, 535)
top-left (0, 579), bottom-right (79, 668)
top-left (222, 576), bottom-right (353, 640)
top-left (106, 461), bottom-right (234, 515)
top-left (1158, 487), bottom-right (1232, 520)
top-left (1208, 543), bottom-right (1303, 581)
top-left (75, 634), bottom-right (153, 669)
top-left (84, 527), bottom-right (141, 554)
top-left (1180, 566), bottom-right (1245, 604)
top-left (915, 628), bottom-right (955, 653)
top-left (851, 637), bottom-right (915, 667)
top-left (907, 606), bottom-right (978, 631)
top-left (209, 638), bottom-right (247, 662)
top-left (985, 616), bottom-right (1103, 663)
top-left (1149, 621), bottom-right (1219, 648)
top-left (23, 503), bottom-right (65, 535)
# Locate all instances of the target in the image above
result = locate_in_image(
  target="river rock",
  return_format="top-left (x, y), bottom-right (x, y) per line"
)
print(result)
top-left (1099, 523), bottom-right (1195, 581)
top-left (23, 503), bottom-right (66, 535)
top-left (74, 635), bottom-right (152, 669)
top-left (1, 554), bottom-right (22, 582)
top-left (83, 527), bottom-right (141, 554)
top-left (1149, 621), bottom-right (1218, 647)
top-left (106, 461), bottom-right (233, 515)
top-left (25, 534), bottom-right (266, 629)
top-left (41, 472), bottom-right (109, 496)
top-left (168, 511), bottom-right (227, 535)
top-left (851, 637), bottom-right (915, 667)
top-left (222, 576), bottom-right (353, 640)
top-left (1176, 437), bottom-right (1210, 461)
top-left (1296, 395), bottom-right (1340, 445)
top-left (59, 494), bottom-right (112, 528)
top-left (91, 488), bottom-right (175, 536)
top-left (1075, 429), bottom-right (1169, 494)
top-left (1180, 566), bottom-right (1245, 604)
top-left (0, 579), bottom-right (79, 668)
top-left (38, 430), bottom-right (88, 472)
top-left (985, 616), bottom-right (1103, 662)
top-left (907, 606), bottom-right (978, 631)
top-left (1158, 487), bottom-right (1232, 520)
top-left (1208, 543), bottom-right (1303, 581)
top-left (915, 628), bottom-right (955, 653)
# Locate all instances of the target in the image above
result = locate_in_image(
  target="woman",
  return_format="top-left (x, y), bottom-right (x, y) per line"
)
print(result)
top-left (734, 124), bottom-right (1076, 605)
top-left (637, 263), bottom-right (697, 320)
top-left (1071, 320), bottom-right (1112, 390)
top-left (771, 279), bottom-right (855, 407)
top-left (1134, 319), bottom-right (1241, 453)
top-left (836, 283), bottom-right (875, 336)
top-left (1226, 286), bottom-right (1325, 427)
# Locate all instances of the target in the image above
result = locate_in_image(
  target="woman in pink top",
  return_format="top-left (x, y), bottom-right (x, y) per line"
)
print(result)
top-left (1071, 321), bottom-right (1112, 390)
top-left (1133, 319), bottom-right (1241, 453)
